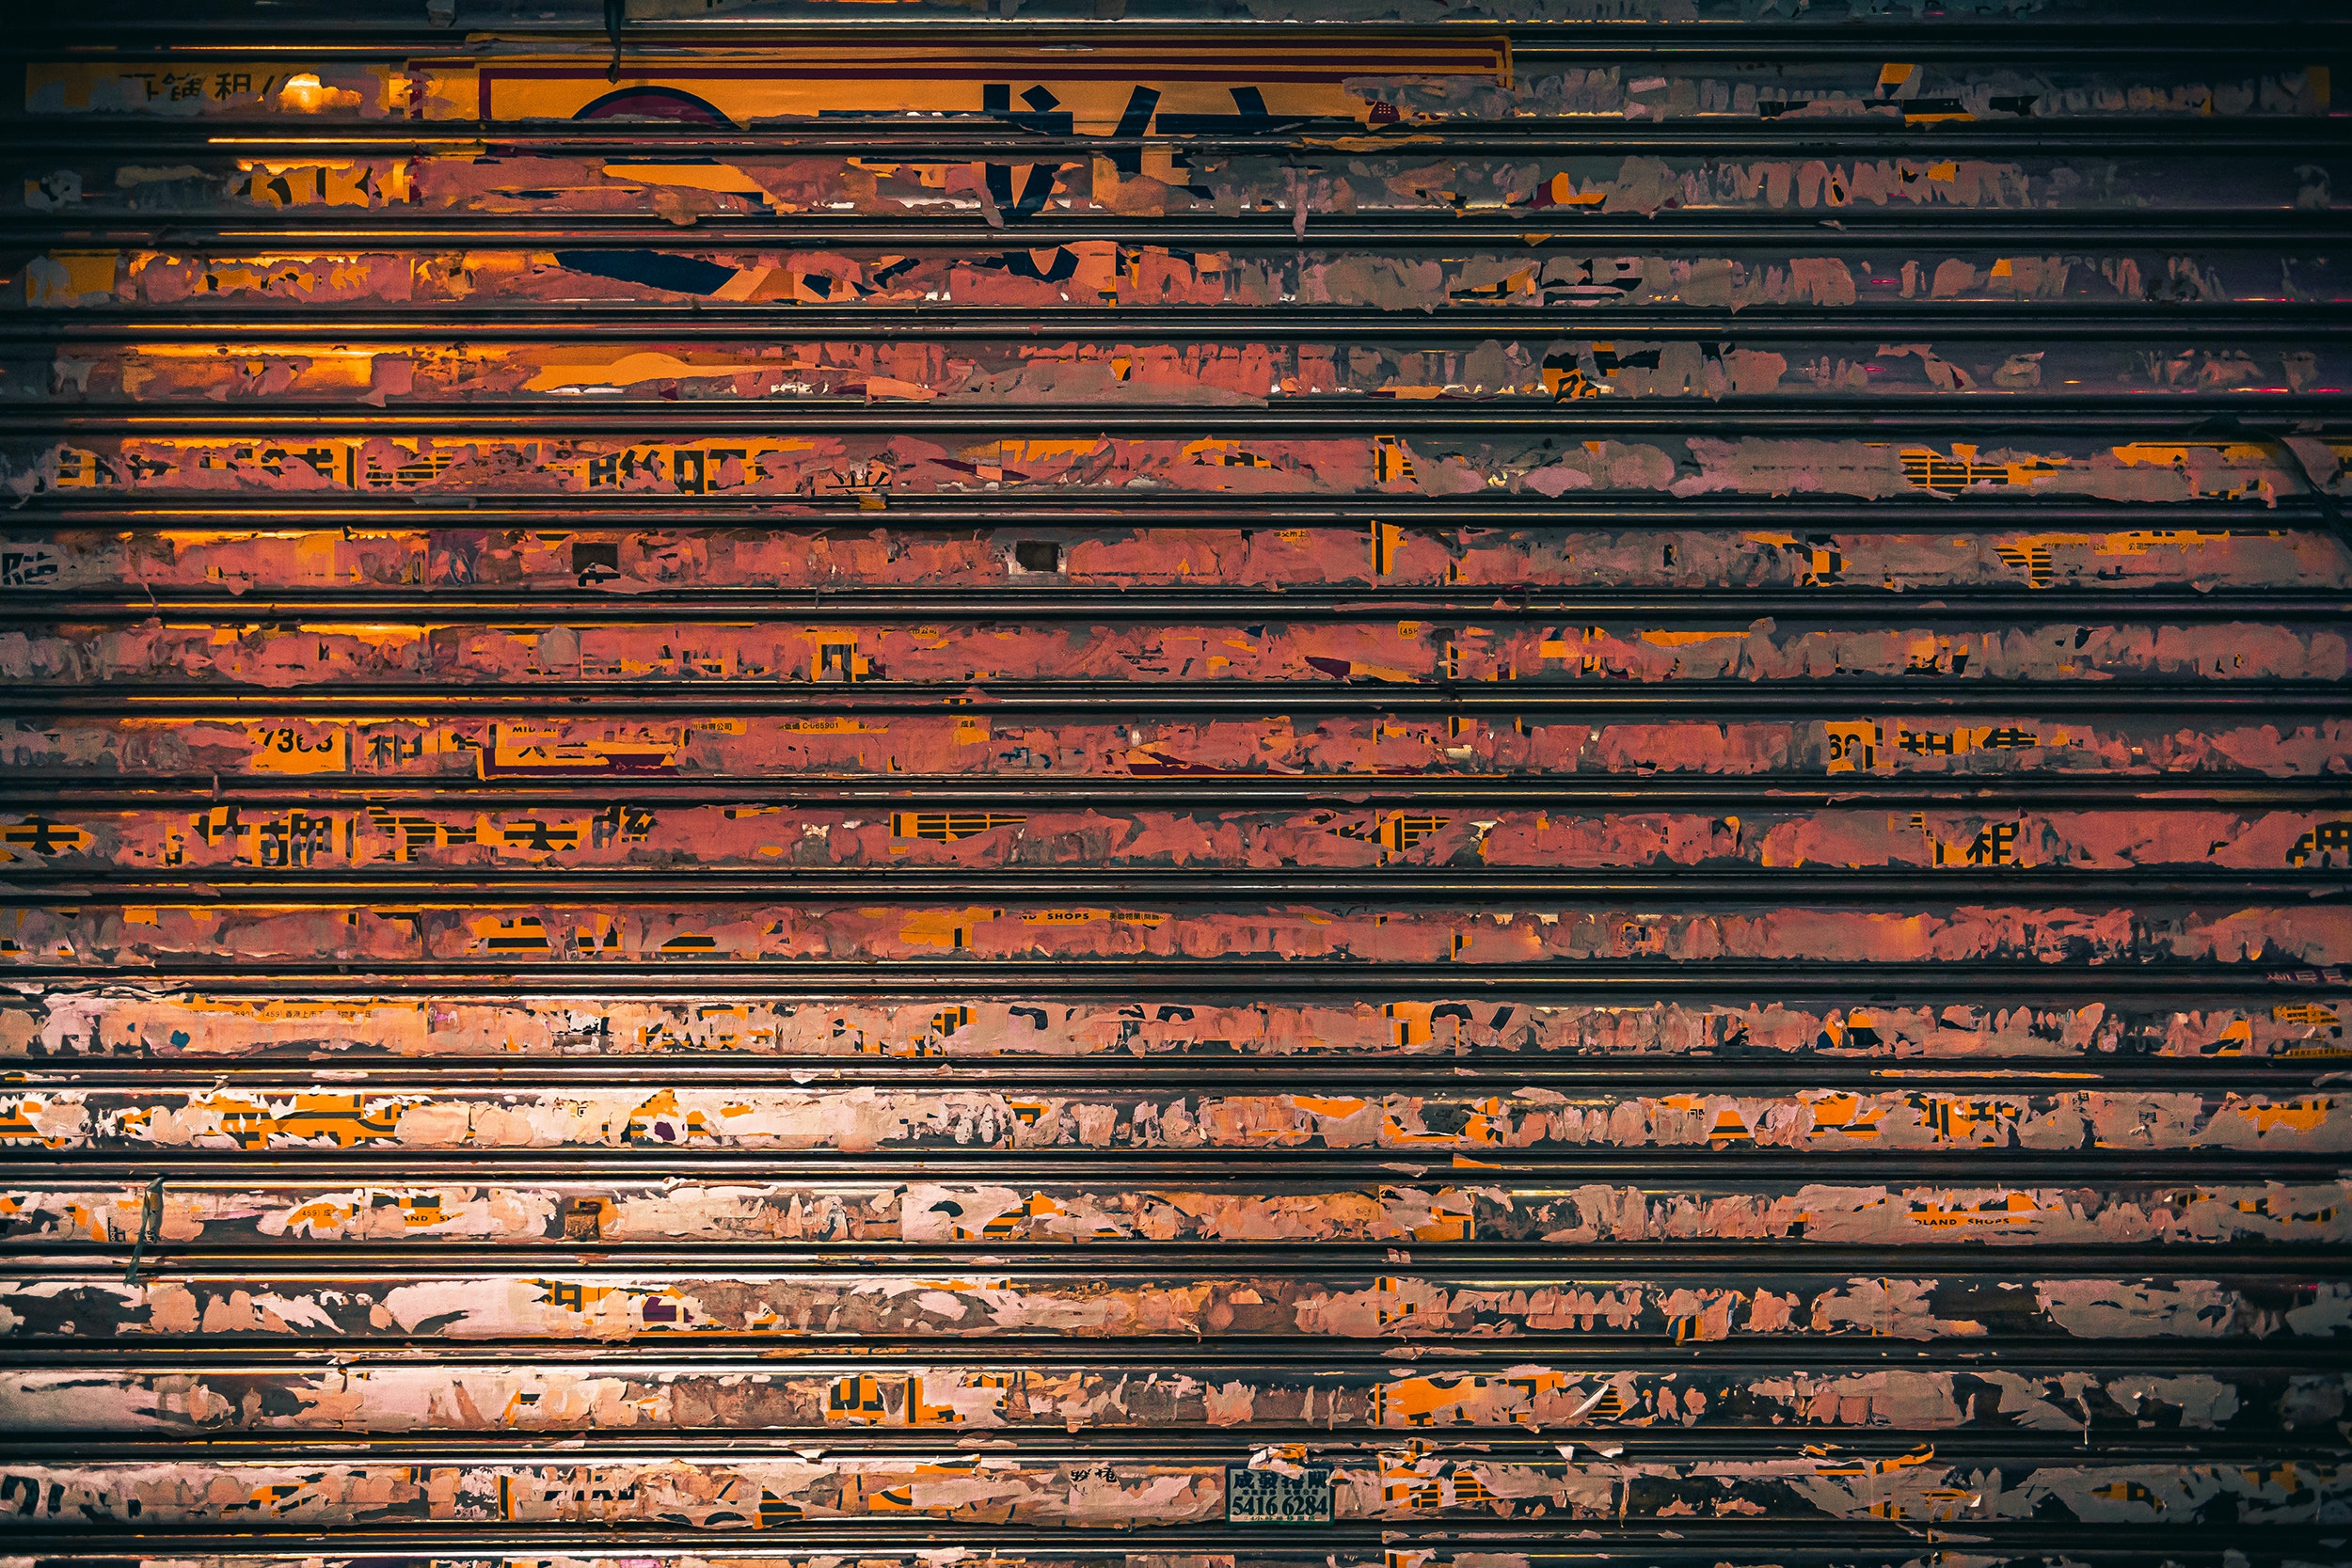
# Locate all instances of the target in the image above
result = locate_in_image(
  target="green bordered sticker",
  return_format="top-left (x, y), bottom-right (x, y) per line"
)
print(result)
top-left (1226, 1464), bottom-right (1334, 1524)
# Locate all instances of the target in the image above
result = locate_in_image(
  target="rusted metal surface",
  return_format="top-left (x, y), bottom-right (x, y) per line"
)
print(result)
top-left (1, 6), bottom-right (2348, 1568)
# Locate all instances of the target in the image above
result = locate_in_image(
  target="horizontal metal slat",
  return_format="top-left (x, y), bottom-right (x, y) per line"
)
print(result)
top-left (10, 306), bottom-right (2351, 341)
top-left (18, 683), bottom-right (2346, 712)
top-left (11, 495), bottom-right (2336, 527)
top-left (0, 1528), bottom-right (2330, 1568)
top-left (18, 591), bottom-right (2352, 621)
top-left (8, 1079), bottom-right (2342, 1157)
top-left (4, 961), bottom-right (2335, 998)
top-left (5, 1338), bottom-right (2333, 1370)
top-left (4, 8), bottom-right (2345, 49)
top-left (10, 872), bottom-right (2346, 899)
top-left (2, 988), bottom-right (2327, 1065)
top-left (11, 121), bottom-right (2351, 154)
top-left (8, 778), bottom-right (2349, 805)
top-left (13, 394), bottom-right (2352, 432)
top-left (6, 1429), bottom-right (2333, 1462)
top-left (18, 214), bottom-right (2352, 246)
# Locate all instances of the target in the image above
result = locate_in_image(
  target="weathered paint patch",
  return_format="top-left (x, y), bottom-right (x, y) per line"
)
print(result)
top-left (0, 1449), bottom-right (2338, 1526)
top-left (8, 1084), bottom-right (2347, 1154)
top-left (11, 713), bottom-right (2348, 781)
top-left (7, 992), bottom-right (2327, 1061)
top-left (5, 1178), bottom-right (2344, 1247)
top-left (10, 804), bottom-right (2346, 873)
top-left (10, 145), bottom-right (2332, 222)
top-left (4, 616), bottom-right (2344, 687)
top-left (24, 334), bottom-right (2349, 406)
top-left (3, 1270), bottom-right (2342, 1342)
top-left (4, 899), bottom-right (2344, 968)
top-left (6, 1362), bottom-right (2332, 1434)
top-left (5, 523), bottom-right (2347, 594)
top-left (13, 433), bottom-right (2344, 502)
top-left (21, 247), bottom-right (2344, 314)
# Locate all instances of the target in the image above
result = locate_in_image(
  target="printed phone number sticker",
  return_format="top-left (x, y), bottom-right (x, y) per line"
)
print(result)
top-left (1226, 1465), bottom-right (1333, 1524)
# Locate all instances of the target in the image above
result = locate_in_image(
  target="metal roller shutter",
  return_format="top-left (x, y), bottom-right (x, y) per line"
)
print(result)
top-left (0, 5), bottom-right (2346, 1567)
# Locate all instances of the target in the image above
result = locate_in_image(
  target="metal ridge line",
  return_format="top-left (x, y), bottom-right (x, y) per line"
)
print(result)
top-left (11, 589), bottom-right (2347, 623)
top-left (15, 1169), bottom-right (2345, 1196)
top-left (8, 496), bottom-right (2334, 529)
top-left (14, 1164), bottom-right (2344, 1189)
top-left (8, 869), bottom-right (2344, 900)
top-left (8, 17), bottom-right (2351, 51)
top-left (14, 1061), bottom-right (2335, 1090)
top-left (6, 1050), bottom-right (2337, 1080)
top-left (0, 1525), bottom-right (2332, 1558)
top-left (0, 1539), bottom-right (2328, 1568)
top-left (0, 1534), bottom-right (2312, 1568)
top-left (6, 15), bottom-right (2350, 47)
top-left (8, 1344), bottom-right (2326, 1372)
top-left (8, 779), bottom-right (2348, 806)
top-left (15, 1096), bottom-right (2338, 1125)
top-left (13, 1147), bottom-right (2340, 1174)
top-left (10, 214), bottom-right (2351, 247)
